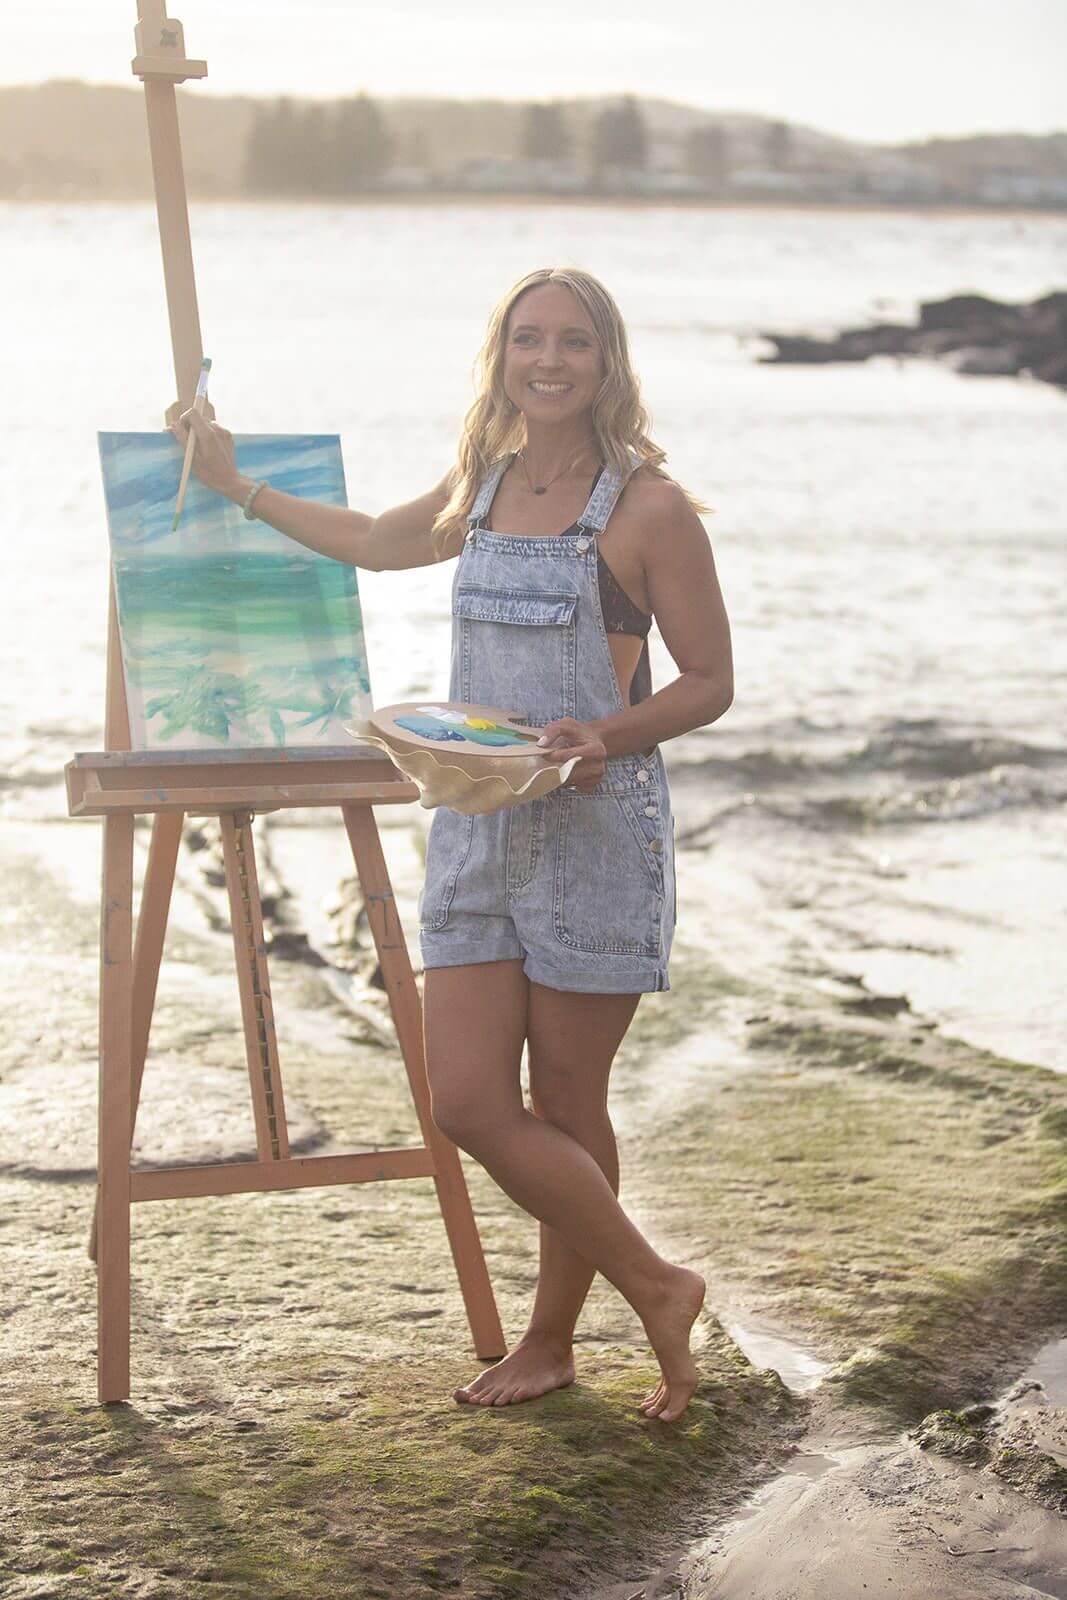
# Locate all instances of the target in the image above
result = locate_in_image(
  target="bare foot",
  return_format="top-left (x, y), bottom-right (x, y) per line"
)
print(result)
top-left (453, 1332), bottom-right (576, 1407)
top-left (635, 1265), bottom-right (706, 1422)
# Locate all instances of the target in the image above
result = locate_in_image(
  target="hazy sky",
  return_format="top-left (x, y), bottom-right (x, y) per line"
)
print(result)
top-left (8, 0), bottom-right (1066, 144)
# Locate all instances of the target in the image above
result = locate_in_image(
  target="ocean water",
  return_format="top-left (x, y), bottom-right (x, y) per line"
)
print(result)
top-left (3, 199), bottom-right (1065, 1068)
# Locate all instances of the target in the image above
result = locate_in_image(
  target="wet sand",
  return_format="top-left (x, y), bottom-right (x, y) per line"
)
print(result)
top-left (1, 801), bottom-right (1065, 1599)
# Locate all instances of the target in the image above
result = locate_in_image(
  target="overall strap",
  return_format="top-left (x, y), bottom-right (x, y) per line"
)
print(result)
top-left (576, 446), bottom-right (644, 536)
top-left (465, 453), bottom-right (517, 533)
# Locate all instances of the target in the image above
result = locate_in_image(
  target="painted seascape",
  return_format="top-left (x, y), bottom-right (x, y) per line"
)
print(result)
top-left (98, 431), bottom-right (373, 750)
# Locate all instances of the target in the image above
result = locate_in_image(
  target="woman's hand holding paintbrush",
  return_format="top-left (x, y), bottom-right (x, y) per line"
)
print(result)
top-left (169, 398), bottom-right (241, 499)
top-left (171, 412), bottom-right (239, 494)
top-left (170, 358), bottom-right (216, 529)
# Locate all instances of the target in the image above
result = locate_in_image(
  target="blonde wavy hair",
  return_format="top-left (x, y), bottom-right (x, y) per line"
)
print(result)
top-left (430, 265), bottom-right (711, 561)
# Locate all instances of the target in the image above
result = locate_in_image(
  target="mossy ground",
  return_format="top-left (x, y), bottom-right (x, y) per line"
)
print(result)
top-left (6, 1342), bottom-right (796, 1600)
top-left (627, 991), bottom-right (1067, 1425)
top-left (2, 825), bottom-right (1065, 1596)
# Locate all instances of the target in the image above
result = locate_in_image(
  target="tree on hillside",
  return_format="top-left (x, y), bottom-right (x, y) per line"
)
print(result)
top-left (590, 95), bottom-right (648, 175)
top-left (243, 92), bottom-right (391, 195)
top-left (297, 102), bottom-right (331, 194)
top-left (764, 119), bottom-right (792, 171)
top-left (404, 127), bottom-right (430, 169)
top-left (243, 96), bottom-right (302, 194)
top-left (519, 101), bottom-right (572, 162)
top-left (330, 93), bottom-right (392, 191)
top-left (685, 123), bottom-right (731, 192)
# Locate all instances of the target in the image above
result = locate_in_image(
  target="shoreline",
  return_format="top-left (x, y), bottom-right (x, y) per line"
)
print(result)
top-left (4, 192), bottom-right (1066, 219)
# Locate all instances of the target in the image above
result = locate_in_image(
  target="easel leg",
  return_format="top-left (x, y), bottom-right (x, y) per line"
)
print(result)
top-left (341, 804), bottom-right (505, 1359)
top-left (220, 812), bottom-right (290, 1160)
top-left (90, 810), bottom-right (183, 1261)
top-left (98, 813), bottom-right (134, 1403)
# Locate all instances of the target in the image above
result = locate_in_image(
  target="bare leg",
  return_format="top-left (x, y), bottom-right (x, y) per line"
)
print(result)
top-left (423, 961), bottom-right (705, 1421)
top-left (455, 981), bottom-right (635, 1406)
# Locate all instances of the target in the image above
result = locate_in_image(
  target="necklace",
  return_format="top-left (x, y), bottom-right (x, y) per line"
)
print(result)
top-left (518, 448), bottom-right (596, 496)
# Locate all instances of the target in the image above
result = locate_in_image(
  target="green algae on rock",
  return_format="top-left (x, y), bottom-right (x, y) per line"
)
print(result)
top-left (914, 1403), bottom-right (1067, 1515)
top-left (630, 1004), bottom-right (1067, 1427)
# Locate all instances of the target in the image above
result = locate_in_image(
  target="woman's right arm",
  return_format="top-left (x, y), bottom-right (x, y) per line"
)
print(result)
top-left (171, 408), bottom-right (455, 571)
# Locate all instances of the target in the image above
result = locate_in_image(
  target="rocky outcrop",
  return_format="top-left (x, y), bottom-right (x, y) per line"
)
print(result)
top-left (757, 291), bottom-right (1067, 387)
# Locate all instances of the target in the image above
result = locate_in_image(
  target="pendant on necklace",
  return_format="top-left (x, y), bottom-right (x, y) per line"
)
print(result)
top-left (533, 487), bottom-right (546, 495)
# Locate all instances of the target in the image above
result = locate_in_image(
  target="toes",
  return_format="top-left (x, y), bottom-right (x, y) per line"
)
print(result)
top-left (655, 1384), bottom-right (695, 1422)
top-left (455, 1366), bottom-right (496, 1404)
top-left (455, 1378), bottom-right (491, 1404)
top-left (645, 1386), bottom-right (670, 1418)
top-left (638, 1383), bottom-right (665, 1413)
top-left (659, 1393), bottom-right (692, 1422)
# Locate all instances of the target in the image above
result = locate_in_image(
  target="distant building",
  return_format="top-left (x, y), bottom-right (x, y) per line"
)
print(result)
top-left (975, 171), bottom-right (1067, 204)
top-left (452, 157), bottom-right (583, 194)
top-left (728, 166), bottom-right (821, 194)
top-left (596, 165), bottom-right (705, 196)
top-left (383, 164), bottom-right (435, 191)
top-left (857, 153), bottom-right (944, 199)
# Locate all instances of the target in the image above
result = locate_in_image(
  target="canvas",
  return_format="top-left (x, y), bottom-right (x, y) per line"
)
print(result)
top-left (98, 431), bottom-right (373, 750)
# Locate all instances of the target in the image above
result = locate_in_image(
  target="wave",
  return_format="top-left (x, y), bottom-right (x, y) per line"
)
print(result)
top-left (674, 717), bottom-right (1067, 788)
top-left (766, 763), bottom-right (1067, 828)
top-left (671, 716), bottom-right (1067, 829)
top-left (0, 766), bottom-right (66, 793)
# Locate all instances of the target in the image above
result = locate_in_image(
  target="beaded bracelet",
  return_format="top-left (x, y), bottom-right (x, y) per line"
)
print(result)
top-left (242, 479), bottom-right (268, 521)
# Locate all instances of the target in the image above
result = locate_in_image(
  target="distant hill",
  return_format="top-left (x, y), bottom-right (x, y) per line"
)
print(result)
top-left (892, 129), bottom-right (1067, 183)
top-left (1, 79), bottom-right (1064, 202)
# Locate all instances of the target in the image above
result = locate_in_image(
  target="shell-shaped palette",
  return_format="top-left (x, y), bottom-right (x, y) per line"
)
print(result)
top-left (345, 701), bottom-right (580, 813)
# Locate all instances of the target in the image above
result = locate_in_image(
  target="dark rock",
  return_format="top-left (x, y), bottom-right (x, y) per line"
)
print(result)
top-left (756, 287), bottom-right (1067, 388)
top-left (917, 292), bottom-right (1023, 331)
top-left (835, 322), bottom-right (918, 357)
top-left (1033, 347), bottom-right (1067, 384)
top-left (758, 334), bottom-right (867, 364)
top-left (942, 344), bottom-right (1025, 376)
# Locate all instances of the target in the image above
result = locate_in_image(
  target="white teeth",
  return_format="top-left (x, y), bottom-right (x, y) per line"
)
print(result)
top-left (530, 382), bottom-right (572, 394)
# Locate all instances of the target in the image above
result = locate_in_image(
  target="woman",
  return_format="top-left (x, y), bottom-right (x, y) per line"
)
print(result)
top-left (173, 265), bottom-right (733, 1422)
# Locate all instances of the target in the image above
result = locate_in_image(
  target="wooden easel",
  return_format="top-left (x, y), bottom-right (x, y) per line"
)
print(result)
top-left (66, 2), bottom-right (504, 1405)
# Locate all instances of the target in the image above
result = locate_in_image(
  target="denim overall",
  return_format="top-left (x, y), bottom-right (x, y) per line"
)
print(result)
top-left (417, 449), bottom-right (676, 994)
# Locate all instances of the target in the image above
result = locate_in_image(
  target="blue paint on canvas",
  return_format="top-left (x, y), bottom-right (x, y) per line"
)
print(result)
top-left (98, 432), bottom-right (373, 750)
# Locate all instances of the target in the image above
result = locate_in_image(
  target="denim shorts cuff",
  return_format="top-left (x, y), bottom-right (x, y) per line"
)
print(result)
top-left (419, 931), bottom-right (523, 969)
top-left (522, 955), bottom-right (670, 994)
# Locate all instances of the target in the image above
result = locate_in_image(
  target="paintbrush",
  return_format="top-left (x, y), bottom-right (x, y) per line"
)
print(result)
top-left (172, 356), bottom-right (212, 531)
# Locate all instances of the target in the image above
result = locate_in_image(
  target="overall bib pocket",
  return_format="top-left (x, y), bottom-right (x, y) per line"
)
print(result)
top-left (552, 781), bottom-right (666, 957)
top-left (456, 584), bottom-right (579, 727)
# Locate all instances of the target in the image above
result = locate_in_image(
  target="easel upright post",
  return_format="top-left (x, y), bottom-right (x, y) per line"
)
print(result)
top-left (132, 0), bottom-right (209, 407)
top-left (97, 813), bottom-right (134, 1401)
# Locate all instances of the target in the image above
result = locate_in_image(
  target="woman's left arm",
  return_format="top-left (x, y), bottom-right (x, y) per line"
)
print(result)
top-left (540, 482), bottom-right (734, 767)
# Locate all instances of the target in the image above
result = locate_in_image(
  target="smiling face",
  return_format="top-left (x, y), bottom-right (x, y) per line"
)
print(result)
top-left (501, 282), bottom-right (604, 426)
